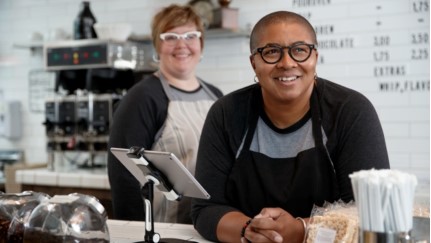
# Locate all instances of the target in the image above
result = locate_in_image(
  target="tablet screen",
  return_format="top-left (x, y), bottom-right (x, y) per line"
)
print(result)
top-left (110, 147), bottom-right (210, 200)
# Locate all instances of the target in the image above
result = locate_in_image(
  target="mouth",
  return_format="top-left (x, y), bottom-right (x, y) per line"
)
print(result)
top-left (173, 53), bottom-right (191, 58)
top-left (276, 76), bottom-right (299, 82)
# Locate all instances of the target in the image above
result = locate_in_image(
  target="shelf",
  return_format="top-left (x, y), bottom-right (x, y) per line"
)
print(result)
top-left (13, 28), bottom-right (250, 54)
top-left (128, 28), bottom-right (249, 42)
top-left (13, 41), bottom-right (44, 49)
top-left (205, 28), bottom-right (250, 39)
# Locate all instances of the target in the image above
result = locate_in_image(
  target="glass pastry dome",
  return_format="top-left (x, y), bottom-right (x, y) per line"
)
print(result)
top-left (22, 193), bottom-right (109, 243)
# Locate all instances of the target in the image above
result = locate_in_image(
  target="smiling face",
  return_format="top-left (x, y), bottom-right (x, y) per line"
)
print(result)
top-left (158, 23), bottom-right (202, 78)
top-left (250, 20), bottom-right (318, 106)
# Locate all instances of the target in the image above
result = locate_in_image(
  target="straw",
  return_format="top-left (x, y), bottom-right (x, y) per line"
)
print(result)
top-left (349, 169), bottom-right (417, 233)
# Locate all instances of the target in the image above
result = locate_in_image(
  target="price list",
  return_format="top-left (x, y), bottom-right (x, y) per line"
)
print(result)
top-left (289, 0), bottom-right (430, 94)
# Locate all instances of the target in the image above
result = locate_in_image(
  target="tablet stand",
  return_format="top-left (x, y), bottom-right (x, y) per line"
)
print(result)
top-left (126, 146), bottom-right (197, 243)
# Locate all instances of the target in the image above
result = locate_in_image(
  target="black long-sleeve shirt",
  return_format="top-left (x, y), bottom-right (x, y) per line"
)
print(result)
top-left (108, 74), bottom-right (222, 221)
top-left (191, 78), bottom-right (390, 241)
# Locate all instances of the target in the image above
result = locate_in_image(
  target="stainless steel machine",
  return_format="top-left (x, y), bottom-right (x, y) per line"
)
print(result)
top-left (42, 39), bottom-right (155, 170)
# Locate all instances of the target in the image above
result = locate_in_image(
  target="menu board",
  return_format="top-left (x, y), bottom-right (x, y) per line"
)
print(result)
top-left (289, 0), bottom-right (429, 94)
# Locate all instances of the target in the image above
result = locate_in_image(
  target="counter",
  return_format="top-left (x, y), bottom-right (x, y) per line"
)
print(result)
top-left (108, 220), bottom-right (212, 243)
top-left (15, 168), bottom-right (109, 189)
top-left (15, 168), bottom-right (113, 217)
top-left (108, 219), bottom-right (429, 243)
top-left (13, 169), bottom-right (213, 242)
top-left (14, 169), bottom-right (430, 243)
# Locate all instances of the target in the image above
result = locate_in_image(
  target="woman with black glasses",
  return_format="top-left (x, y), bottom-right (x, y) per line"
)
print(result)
top-left (191, 11), bottom-right (389, 242)
top-left (108, 4), bottom-right (222, 224)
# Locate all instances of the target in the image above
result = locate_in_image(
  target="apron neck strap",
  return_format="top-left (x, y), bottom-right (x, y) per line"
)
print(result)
top-left (242, 85), bottom-right (263, 149)
top-left (310, 85), bottom-right (325, 151)
top-left (242, 85), bottom-right (325, 153)
top-left (156, 70), bottom-right (218, 101)
top-left (156, 70), bottom-right (174, 100)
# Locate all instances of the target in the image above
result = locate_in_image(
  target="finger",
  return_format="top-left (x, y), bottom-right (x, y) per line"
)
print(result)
top-left (251, 216), bottom-right (277, 230)
top-left (246, 227), bottom-right (272, 243)
top-left (258, 208), bottom-right (285, 219)
top-left (249, 217), bottom-right (284, 242)
top-left (247, 227), bottom-right (283, 243)
top-left (253, 228), bottom-right (283, 243)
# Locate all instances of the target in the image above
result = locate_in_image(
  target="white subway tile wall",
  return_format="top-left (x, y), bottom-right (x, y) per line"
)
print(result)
top-left (0, 0), bottom-right (429, 191)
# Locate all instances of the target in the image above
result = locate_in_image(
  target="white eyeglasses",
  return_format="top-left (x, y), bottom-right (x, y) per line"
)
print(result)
top-left (159, 31), bottom-right (202, 45)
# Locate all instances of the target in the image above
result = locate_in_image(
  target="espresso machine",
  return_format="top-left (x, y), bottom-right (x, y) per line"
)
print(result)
top-left (43, 39), bottom-right (154, 170)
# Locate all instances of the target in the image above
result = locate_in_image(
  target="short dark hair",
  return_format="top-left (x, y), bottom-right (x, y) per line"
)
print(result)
top-left (249, 11), bottom-right (317, 52)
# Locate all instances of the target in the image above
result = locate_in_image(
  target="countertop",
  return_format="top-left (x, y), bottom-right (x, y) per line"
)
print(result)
top-left (14, 169), bottom-right (212, 242)
top-left (15, 168), bottom-right (110, 189)
top-left (108, 220), bottom-right (212, 243)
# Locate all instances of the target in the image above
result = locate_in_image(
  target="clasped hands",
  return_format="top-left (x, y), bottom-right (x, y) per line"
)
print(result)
top-left (241, 208), bottom-right (305, 243)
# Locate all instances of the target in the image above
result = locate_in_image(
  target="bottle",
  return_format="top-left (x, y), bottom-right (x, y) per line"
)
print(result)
top-left (73, 1), bottom-right (97, 39)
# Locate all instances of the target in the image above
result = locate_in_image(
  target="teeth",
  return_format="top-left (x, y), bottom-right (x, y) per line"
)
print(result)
top-left (278, 76), bottom-right (297, 82)
top-left (174, 53), bottom-right (189, 57)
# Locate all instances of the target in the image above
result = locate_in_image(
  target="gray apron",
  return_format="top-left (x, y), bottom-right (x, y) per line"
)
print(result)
top-left (151, 71), bottom-right (218, 223)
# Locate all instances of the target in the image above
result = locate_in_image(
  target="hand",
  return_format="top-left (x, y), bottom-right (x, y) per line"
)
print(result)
top-left (242, 208), bottom-right (304, 243)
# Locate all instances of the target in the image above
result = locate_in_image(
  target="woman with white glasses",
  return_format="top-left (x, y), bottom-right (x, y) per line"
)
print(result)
top-left (108, 4), bottom-right (223, 224)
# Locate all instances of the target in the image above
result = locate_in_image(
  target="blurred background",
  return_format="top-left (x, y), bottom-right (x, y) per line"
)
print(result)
top-left (0, 0), bottom-right (428, 206)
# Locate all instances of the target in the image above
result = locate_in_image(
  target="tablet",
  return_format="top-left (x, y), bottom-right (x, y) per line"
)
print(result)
top-left (110, 147), bottom-right (210, 200)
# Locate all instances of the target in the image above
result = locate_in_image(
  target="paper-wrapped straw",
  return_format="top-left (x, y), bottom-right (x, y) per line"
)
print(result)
top-left (350, 169), bottom-right (417, 233)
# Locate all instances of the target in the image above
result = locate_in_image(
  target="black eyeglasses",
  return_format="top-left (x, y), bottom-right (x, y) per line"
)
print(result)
top-left (252, 43), bottom-right (316, 64)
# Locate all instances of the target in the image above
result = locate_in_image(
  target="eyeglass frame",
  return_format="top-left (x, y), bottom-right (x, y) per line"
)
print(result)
top-left (251, 43), bottom-right (317, 64)
top-left (159, 31), bottom-right (202, 44)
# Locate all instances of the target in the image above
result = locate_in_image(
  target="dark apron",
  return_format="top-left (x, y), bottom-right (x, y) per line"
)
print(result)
top-left (226, 86), bottom-right (339, 218)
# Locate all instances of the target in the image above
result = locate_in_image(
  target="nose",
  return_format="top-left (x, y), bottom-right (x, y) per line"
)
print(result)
top-left (276, 49), bottom-right (296, 68)
top-left (175, 38), bottom-right (188, 47)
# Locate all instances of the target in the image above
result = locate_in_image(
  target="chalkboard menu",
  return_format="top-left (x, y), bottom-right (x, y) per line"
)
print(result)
top-left (289, 0), bottom-right (429, 94)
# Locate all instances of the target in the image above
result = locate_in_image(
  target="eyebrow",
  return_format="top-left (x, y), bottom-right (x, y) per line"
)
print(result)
top-left (163, 31), bottom-right (199, 34)
top-left (264, 41), bottom-right (308, 47)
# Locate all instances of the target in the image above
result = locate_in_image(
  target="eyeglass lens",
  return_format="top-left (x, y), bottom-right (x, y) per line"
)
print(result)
top-left (259, 44), bottom-right (314, 63)
top-left (160, 31), bottom-right (201, 45)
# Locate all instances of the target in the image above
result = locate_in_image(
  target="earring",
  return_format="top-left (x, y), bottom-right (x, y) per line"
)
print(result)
top-left (152, 53), bottom-right (160, 63)
top-left (314, 73), bottom-right (318, 80)
top-left (254, 76), bottom-right (259, 83)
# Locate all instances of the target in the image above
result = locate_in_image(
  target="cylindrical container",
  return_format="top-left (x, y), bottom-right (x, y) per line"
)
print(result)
top-left (360, 229), bottom-right (414, 243)
top-left (73, 1), bottom-right (97, 39)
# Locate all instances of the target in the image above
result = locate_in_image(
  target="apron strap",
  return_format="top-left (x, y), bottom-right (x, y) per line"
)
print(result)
top-left (156, 70), bottom-right (174, 100)
top-left (310, 87), bottom-right (326, 157)
top-left (153, 70), bottom-right (219, 143)
top-left (238, 85), bottom-right (262, 156)
top-left (156, 70), bottom-right (219, 101)
top-left (310, 84), bottom-right (339, 199)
